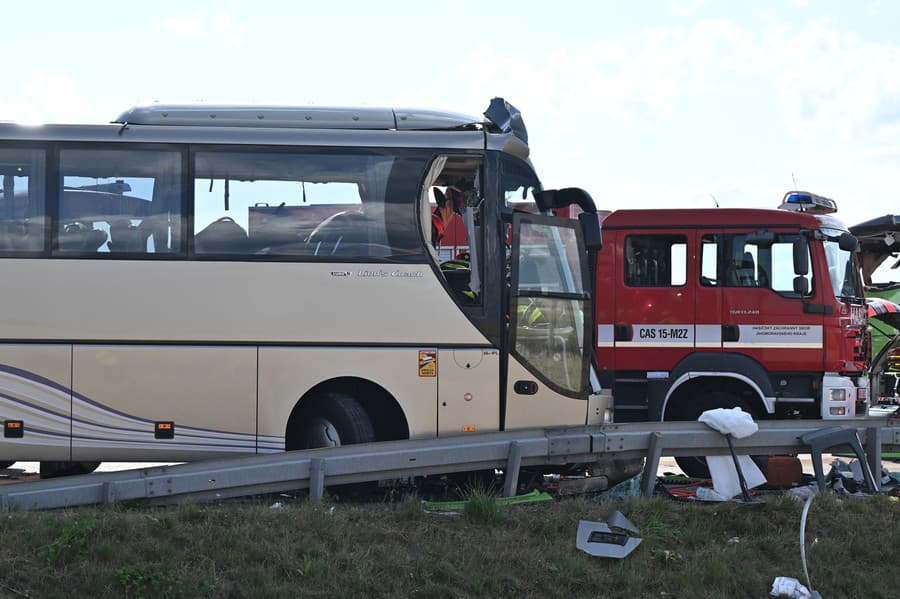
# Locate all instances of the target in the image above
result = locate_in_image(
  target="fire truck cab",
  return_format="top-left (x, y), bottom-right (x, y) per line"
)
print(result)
top-left (595, 192), bottom-right (869, 436)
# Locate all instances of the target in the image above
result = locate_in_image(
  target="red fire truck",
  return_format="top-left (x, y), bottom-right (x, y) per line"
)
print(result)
top-left (593, 192), bottom-right (869, 474)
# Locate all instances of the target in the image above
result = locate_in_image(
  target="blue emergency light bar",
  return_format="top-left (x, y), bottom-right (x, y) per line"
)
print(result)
top-left (779, 191), bottom-right (837, 214)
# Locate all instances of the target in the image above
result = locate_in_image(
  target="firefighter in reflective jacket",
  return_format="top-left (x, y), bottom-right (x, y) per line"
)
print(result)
top-left (517, 300), bottom-right (547, 327)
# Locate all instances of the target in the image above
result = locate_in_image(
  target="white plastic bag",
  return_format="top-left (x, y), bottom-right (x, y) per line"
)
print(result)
top-left (698, 407), bottom-right (759, 439)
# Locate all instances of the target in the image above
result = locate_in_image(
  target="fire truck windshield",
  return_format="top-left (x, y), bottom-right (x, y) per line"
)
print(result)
top-left (822, 229), bottom-right (864, 303)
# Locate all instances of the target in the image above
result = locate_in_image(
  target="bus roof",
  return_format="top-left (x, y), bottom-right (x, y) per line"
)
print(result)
top-left (114, 104), bottom-right (482, 131)
top-left (601, 208), bottom-right (846, 231)
top-left (0, 98), bottom-right (531, 159)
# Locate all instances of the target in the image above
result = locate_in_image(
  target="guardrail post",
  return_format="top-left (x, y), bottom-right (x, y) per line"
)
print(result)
top-left (309, 458), bottom-right (326, 503)
top-left (102, 481), bottom-right (115, 504)
top-left (640, 432), bottom-right (664, 497)
top-left (866, 426), bottom-right (882, 493)
top-left (502, 441), bottom-right (523, 497)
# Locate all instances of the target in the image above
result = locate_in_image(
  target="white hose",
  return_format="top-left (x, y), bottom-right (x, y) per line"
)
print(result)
top-left (800, 492), bottom-right (815, 591)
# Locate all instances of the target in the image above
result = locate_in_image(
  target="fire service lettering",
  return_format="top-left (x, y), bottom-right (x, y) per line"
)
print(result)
top-left (625, 325), bottom-right (694, 346)
top-left (638, 327), bottom-right (690, 340)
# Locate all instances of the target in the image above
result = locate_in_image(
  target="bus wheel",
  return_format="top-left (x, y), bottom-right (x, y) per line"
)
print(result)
top-left (297, 393), bottom-right (375, 449)
top-left (40, 461), bottom-right (101, 479)
top-left (0, 461), bottom-right (14, 469)
top-left (670, 392), bottom-right (766, 479)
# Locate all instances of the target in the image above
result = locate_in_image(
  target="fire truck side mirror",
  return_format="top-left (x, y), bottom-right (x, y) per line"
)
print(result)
top-left (793, 275), bottom-right (810, 296)
top-left (793, 237), bottom-right (809, 276)
top-left (838, 232), bottom-right (859, 252)
top-left (578, 212), bottom-right (603, 251)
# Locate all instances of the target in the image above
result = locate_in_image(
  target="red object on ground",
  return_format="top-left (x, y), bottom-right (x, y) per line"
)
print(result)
top-left (765, 456), bottom-right (803, 488)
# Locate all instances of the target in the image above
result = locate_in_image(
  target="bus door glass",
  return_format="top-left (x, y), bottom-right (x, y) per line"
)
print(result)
top-left (505, 213), bottom-right (592, 428)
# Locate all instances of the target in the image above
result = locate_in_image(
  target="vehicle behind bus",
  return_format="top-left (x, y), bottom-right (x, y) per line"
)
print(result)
top-left (594, 192), bottom-right (868, 474)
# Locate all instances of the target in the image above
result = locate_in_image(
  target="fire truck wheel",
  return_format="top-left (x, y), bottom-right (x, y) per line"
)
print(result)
top-left (0, 461), bottom-right (14, 469)
top-left (670, 392), bottom-right (766, 479)
top-left (297, 392), bottom-right (376, 449)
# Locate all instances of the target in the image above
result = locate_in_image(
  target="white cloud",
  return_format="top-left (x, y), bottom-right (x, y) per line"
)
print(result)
top-left (161, 13), bottom-right (247, 44)
top-left (670, 0), bottom-right (706, 17)
top-left (0, 70), bottom-right (110, 125)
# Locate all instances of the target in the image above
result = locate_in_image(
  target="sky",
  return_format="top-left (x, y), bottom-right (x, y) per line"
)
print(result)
top-left (1, 0), bottom-right (898, 261)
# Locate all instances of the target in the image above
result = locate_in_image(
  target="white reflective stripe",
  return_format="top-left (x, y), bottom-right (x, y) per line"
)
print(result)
top-left (597, 324), bottom-right (615, 347)
top-left (616, 342), bottom-right (694, 348)
top-left (724, 342), bottom-right (822, 349)
top-left (695, 324), bottom-right (721, 346)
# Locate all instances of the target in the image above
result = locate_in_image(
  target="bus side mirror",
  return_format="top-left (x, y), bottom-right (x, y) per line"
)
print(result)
top-left (838, 232), bottom-right (859, 252)
top-left (793, 237), bottom-right (809, 276)
top-left (578, 212), bottom-right (603, 251)
top-left (793, 276), bottom-right (809, 296)
top-left (534, 187), bottom-right (598, 214)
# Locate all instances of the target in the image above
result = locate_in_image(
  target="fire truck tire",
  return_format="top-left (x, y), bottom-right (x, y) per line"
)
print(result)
top-left (39, 461), bottom-right (101, 479)
top-left (0, 461), bottom-right (14, 469)
top-left (296, 392), bottom-right (376, 449)
top-left (670, 392), bottom-right (766, 479)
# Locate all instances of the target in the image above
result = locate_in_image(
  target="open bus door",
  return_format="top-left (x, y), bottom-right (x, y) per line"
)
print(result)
top-left (504, 211), bottom-right (595, 428)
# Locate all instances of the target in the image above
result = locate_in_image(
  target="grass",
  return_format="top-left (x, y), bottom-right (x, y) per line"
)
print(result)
top-left (0, 492), bottom-right (897, 598)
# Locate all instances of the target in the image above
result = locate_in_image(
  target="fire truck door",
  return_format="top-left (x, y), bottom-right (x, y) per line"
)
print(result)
top-left (719, 230), bottom-right (823, 373)
top-left (695, 232), bottom-right (723, 353)
top-left (613, 231), bottom-right (695, 372)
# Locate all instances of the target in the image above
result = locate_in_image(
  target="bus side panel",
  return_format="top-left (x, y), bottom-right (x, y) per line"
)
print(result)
top-left (257, 347), bottom-right (438, 449)
top-left (70, 346), bottom-right (257, 461)
top-left (504, 357), bottom-right (587, 430)
top-left (437, 348), bottom-right (500, 437)
top-left (0, 345), bottom-right (72, 461)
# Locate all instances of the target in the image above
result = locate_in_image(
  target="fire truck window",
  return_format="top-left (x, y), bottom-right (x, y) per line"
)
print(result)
top-left (700, 235), bottom-right (718, 286)
top-left (719, 233), bottom-right (811, 296)
top-left (624, 235), bottom-right (687, 287)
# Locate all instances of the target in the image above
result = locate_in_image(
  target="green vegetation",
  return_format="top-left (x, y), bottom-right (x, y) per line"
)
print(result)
top-left (0, 493), bottom-right (897, 598)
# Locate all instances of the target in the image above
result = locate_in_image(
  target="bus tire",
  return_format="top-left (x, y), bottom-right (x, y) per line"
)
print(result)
top-left (296, 392), bottom-right (375, 449)
top-left (669, 391), bottom-right (766, 479)
top-left (0, 461), bottom-right (14, 469)
top-left (40, 461), bottom-right (101, 479)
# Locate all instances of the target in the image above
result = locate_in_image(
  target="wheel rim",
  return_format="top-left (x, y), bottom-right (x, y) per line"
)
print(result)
top-left (301, 416), bottom-right (341, 448)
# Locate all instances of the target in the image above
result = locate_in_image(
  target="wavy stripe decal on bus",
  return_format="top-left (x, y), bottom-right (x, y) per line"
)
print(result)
top-left (0, 365), bottom-right (284, 452)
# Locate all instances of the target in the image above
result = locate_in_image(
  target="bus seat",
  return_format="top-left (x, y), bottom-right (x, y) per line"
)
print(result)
top-left (59, 223), bottom-right (109, 252)
top-left (109, 221), bottom-right (152, 253)
top-left (306, 210), bottom-right (368, 256)
top-left (195, 217), bottom-right (248, 254)
top-left (727, 252), bottom-right (757, 286)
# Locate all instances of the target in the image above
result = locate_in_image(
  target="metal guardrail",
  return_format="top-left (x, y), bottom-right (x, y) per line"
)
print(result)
top-left (2, 417), bottom-right (898, 512)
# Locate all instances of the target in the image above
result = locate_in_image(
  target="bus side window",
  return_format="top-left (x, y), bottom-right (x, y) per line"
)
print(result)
top-left (56, 148), bottom-right (183, 255)
top-left (0, 148), bottom-right (46, 253)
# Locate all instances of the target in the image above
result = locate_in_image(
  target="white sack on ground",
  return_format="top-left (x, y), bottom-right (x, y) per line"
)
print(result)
top-left (707, 454), bottom-right (767, 499)
top-left (698, 407), bottom-right (759, 439)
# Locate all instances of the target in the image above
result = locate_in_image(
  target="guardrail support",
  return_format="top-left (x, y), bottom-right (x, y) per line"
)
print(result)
top-left (503, 441), bottom-right (523, 497)
top-left (640, 432), bottom-right (664, 497)
top-left (866, 426), bottom-right (882, 493)
top-left (309, 458), bottom-right (326, 503)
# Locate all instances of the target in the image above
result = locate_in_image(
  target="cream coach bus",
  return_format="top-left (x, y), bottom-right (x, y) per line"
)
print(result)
top-left (0, 98), bottom-right (615, 478)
